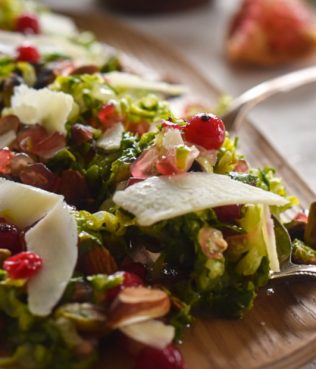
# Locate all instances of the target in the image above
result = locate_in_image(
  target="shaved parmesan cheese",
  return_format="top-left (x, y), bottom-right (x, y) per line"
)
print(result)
top-left (26, 201), bottom-right (77, 316)
top-left (8, 85), bottom-right (73, 134)
top-left (105, 72), bottom-right (187, 97)
top-left (262, 205), bottom-right (280, 272)
top-left (0, 30), bottom-right (111, 67)
top-left (97, 122), bottom-right (124, 151)
top-left (113, 172), bottom-right (288, 226)
top-left (0, 130), bottom-right (16, 149)
top-left (39, 13), bottom-right (78, 37)
top-left (120, 320), bottom-right (175, 349)
top-left (0, 179), bottom-right (77, 316)
top-left (0, 178), bottom-right (61, 228)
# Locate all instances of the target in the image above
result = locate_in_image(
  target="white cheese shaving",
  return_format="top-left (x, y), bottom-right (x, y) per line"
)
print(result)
top-left (120, 320), bottom-right (175, 350)
top-left (105, 72), bottom-right (187, 96)
top-left (39, 13), bottom-right (78, 37)
top-left (0, 130), bottom-right (16, 149)
top-left (0, 179), bottom-right (78, 316)
top-left (26, 201), bottom-right (77, 316)
top-left (113, 172), bottom-right (289, 226)
top-left (0, 30), bottom-right (110, 66)
top-left (97, 122), bottom-right (124, 151)
top-left (8, 85), bottom-right (74, 134)
top-left (0, 178), bottom-right (60, 228)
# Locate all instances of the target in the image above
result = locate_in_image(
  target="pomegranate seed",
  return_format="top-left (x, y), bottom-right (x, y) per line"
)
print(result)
top-left (125, 121), bottom-right (150, 135)
top-left (4, 251), bottom-right (43, 279)
top-left (122, 262), bottom-right (147, 280)
top-left (156, 157), bottom-right (178, 176)
top-left (106, 271), bottom-right (144, 301)
top-left (130, 147), bottom-right (159, 179)
top-left (0, 221), bottom-right (23, 255)
top-left (15, 13), bottom-right (40, 34)
top-left (126, 177), bottom-right (145, 187)
top-left (0, 148), bottom-right (13, 174)
top-left (134, 345), bottom-right (185, 369)
top-left (294, 212), bottom-right (308, 223)
top-left (214, 205), bottom-right (242, 223)
top-left (16, 44), bottom-right (40, 63)
top-left (184, 113), bottom-right (225, 150)
top-left (234, 159), bottom-right (249, 173)
top-left (97, 102), bottom-right (120, 128)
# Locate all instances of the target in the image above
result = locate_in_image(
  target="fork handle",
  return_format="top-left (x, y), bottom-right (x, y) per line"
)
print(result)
top-left (224, 66), bottom-right (316, 130)
top-left (270, 263), bottom-right (316, 280)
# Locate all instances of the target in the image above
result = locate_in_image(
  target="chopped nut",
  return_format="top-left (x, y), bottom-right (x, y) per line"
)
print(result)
top-left (70, 65), bottom-right (100, 75)
top-left (0, 249), bottom-right (11, 268)
top-left (55, 303), bottom-right (107, 333)
top-left (198, 226), bottom-right (228, 259)
top-left (79, 245), bottom-right (117, 275)
top-left (107, 287), bottom-right (170, 329)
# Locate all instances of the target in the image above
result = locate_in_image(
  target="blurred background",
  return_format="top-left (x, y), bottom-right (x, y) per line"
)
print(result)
top-left (42, 0), bottom-right (316, 197)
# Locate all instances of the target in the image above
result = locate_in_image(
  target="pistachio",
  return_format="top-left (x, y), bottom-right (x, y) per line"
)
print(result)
top-left (198, 226), bottom-right (228, 259)
top-left (55, 302), bottom-right (107, 333)
top-left (107, 287), bottom-right (170, 329)
top-left (0, 249), bottom-right (11, 268)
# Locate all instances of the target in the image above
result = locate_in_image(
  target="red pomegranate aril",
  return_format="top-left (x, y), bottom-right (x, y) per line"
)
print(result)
top-left (0, 222), bottom-right (23, 255)
top-left (0, 148), bottom-right (13, 174)
top-left (294, 212), bottom-right (308, 223)
top-left (156, 157), bottom-right (178, 176)
top-left (4, 251), bottom-right (43, 279)
top-left (125, 121), bottom-right (150, 135)
top-left (122, 262), bottom-right (147, 280)
top-left (15, 13), bottom-right (40, 34)
top-left (126, 177), bottom-right (145, 187)
top-left (134, 345), bottom-right (185, 369)
top-left (97, 102), bottom-right (120, 128)
top-left (130, 147), bottom-right (159, 179)
top-left (184, 113), bottom-right (225, 150)
top-left (106, 271), bottom-right (144, 302)
top-left (214, 205), bottom-right (242, 223)
top-left (16, 44), bottom-right (40, 63)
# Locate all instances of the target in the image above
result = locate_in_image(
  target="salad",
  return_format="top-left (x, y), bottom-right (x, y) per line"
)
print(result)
top-left (0, 1), bottom-right (315, 369)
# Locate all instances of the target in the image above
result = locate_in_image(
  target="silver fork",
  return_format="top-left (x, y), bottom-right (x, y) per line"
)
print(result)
top-left (270, 263), bottom-right (316, 280)
top-left (221, 65), bottom-right (316, 131)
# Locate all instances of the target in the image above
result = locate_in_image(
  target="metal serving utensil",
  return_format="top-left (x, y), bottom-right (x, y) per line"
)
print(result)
top-left (221, 66), bottom-right (316, 131)
top-left (270, 262), bottom-right (316, 280)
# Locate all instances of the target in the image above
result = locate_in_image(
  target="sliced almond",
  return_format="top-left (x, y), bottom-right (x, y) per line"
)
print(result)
top-left (79, 245), bottom-right (117, 275)
top-left (107, 287), bottom-right (170, 329)
top-left (120, 319), bottom-right (175, 350)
